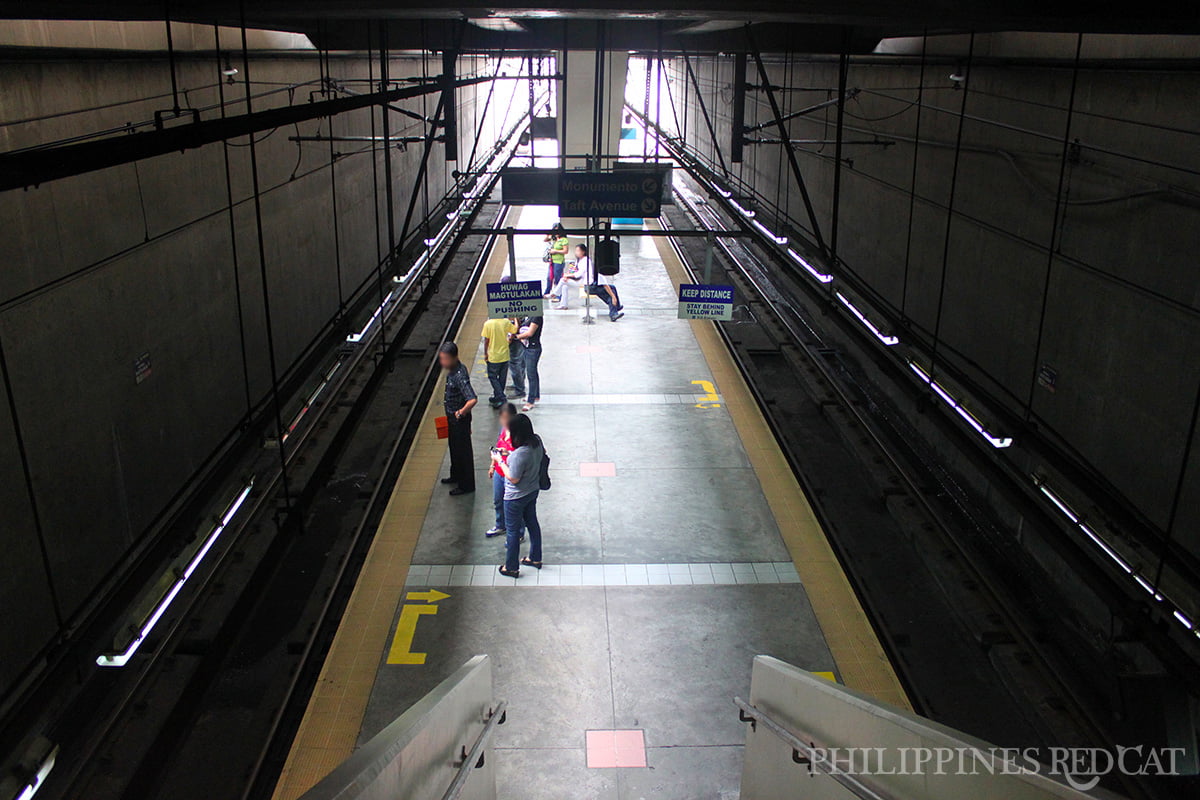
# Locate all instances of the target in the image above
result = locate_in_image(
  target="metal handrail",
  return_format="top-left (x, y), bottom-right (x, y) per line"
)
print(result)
top-left (441, 700), bottom-right (508, 800)
top-left (734, 697), bottom-right (900, 800)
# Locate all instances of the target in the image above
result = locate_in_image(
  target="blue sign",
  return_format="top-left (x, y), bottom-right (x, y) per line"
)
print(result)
top-left (678, 284), bottom-right (734, 321)
top-left (486, 280), bottom-right (543, 319)
top-left (558, 171), bottom-right (662, 218)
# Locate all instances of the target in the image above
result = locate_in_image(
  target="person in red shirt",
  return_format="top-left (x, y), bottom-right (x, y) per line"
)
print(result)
top-left (486, 403), bottom-right (518, 537)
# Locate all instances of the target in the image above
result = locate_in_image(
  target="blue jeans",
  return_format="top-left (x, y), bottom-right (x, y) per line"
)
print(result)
top-left (486, 360), bottom-right (508, 406)
top-left (523, 345), bottom-right (542, 402)
top-left (492, 470), bottom-right (506, 529)
top-left (509, 344), bottom-right (525, 395)
top-left (587, 284), bottom-right (622, 319)
top-left (504, 490), bottom-right (542, 571)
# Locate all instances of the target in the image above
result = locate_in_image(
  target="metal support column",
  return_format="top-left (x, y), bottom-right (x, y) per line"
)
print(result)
top-left (681, 51), bottom-right (729, 176)
top-left (746, 33), bottom-right (829, 260)
top-left (442, 50), bottom-right (458, 162)
top-left (928, 32), bottom-right (975, 381)
top-left (829, 42), bottom-right (849, 274)
top-left (730, 51), bottom-right (747, 164)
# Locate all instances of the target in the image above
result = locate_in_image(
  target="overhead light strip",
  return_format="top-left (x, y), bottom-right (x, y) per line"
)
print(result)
top-left (14, 746), bottom-right (56, 800)
top-left (836, 291), bottom-right (899, 346)
top-left (750, 218), bottom-right (788, 245)
top-left (1037, 480), bottom-right (1198, 639)
top-left (729, 197), bottom-right (756, 219)
top-left (786, 248), bottom-right (834, 284)
top-left (97, 482), bottom-right (254, 668)
top-left (909, 361), bottom-right (1013, 448)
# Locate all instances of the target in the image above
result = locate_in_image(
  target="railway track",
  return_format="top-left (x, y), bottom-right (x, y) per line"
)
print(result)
top-left (662, 164), bottom-right (1156, 799)
top-left (25, 128), bottom-right (520, 800)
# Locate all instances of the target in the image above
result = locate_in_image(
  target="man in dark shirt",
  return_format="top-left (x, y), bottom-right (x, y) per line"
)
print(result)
top-left (438, 341), bottom-right (477, 495)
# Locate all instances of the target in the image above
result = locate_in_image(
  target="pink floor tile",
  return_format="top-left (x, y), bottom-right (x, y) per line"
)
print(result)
top-left (579, 461), bottom-right (617, 478)
top-left (586, 729), bottom-right (647, 769)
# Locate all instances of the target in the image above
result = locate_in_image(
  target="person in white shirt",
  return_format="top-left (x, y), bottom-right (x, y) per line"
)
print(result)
top-left (551, 243), bottom-right (588, 310)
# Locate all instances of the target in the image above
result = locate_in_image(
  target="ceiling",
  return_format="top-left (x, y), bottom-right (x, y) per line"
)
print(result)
top-left (0, 1), bottom-right (1196, 53)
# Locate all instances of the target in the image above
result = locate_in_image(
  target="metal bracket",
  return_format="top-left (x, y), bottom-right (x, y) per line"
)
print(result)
top-left (153, 107), bottom-right (200, 130)
top-left (737, 707), bottom-right (757, 731)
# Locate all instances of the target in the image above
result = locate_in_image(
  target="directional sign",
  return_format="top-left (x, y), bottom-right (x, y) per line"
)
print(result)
top-left (387, 589), bottom-right (451, 665)
top-left (678, 283), bottom-right (734, 321)
top-left (558, 170), bottom-right (663, 218)
top-left (487, 280), bottom-right (543, 319)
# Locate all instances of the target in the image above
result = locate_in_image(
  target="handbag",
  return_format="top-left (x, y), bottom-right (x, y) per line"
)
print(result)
top-left (538, 442), bottom-right (552, 491)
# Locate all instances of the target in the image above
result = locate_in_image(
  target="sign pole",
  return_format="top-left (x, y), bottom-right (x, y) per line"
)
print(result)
top-left (703, 231), bottom-right (715, 284)
top-left (582, 216), bottom-right (595, 325)
top-left (506, 226), bottom-right (517, 281)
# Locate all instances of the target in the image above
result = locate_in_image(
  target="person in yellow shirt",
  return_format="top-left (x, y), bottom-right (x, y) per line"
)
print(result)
top-left (481, 313), bottom-right (518, 408)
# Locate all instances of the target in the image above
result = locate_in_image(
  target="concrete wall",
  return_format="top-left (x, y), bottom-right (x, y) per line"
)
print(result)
top-left (0, 50), bottom-right (512, 700)
top-left (664, 48), bottom-right (1200, 564)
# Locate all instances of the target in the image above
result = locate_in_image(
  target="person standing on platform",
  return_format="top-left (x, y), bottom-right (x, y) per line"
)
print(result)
top-left (494, 413), bottom-right (545, 578)
top-left (507, 321), bottom-right (526, 399)
top-left (543, 223), bottom-right (569, 300)
top-left (485, 402), bottom-right (517, 537)
top-left (515, 312), bottom-right (543, 412)
top-left (481, 313), bottom-right (516, 408)
top-left (438, 342), bottom-right (477, 496)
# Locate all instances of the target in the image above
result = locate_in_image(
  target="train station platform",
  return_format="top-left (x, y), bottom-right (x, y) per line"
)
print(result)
top-left (271, 205), bottom-right (910, 800)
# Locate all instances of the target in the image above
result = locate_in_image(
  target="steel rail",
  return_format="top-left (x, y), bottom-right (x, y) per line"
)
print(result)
top-left (664, 167), bottom-right (1148, 800)
top-left (440, 701), bottom-right (508, 800)
top-left (733, 697), bottom-right (900, 800)
top-left (34, 114), bottom-right (526, 800)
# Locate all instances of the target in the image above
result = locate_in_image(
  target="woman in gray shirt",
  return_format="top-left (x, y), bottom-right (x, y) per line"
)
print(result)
top-left (492, 414), bottom-right (545, 578)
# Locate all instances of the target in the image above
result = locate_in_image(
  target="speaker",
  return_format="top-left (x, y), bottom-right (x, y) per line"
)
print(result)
top-left (596, 238), bottom-right (620, 275)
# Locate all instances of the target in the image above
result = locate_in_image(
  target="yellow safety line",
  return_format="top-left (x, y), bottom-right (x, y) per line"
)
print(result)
top-left (651, 225), bottom-right (912, 712)
top-left (270, 231), bottom-right (510, 800)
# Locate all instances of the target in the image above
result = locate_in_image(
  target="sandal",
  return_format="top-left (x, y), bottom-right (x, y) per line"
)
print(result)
top-left (498, 565), bottom-right (520, 579)
top-left (521, 557), bottom-right (543, 570)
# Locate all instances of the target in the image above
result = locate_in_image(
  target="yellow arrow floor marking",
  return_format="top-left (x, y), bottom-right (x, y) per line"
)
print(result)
top-left (406, 589), bottom-right (450, 603)
top-left (387, 604), bottom-right (439, 664)
top-left (691, 379), bottom-right (721, 408)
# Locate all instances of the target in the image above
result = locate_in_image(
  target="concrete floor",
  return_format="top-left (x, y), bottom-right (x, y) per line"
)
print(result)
top-left (359, 206), bottom-right (838, 799)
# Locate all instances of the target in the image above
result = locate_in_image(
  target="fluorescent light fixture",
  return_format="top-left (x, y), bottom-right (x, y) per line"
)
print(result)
top-left (836, 292), bottom-right (899, 346)
top-left (729, 198), bottom-right (756, 218)
top-left (1037, 480), bottom-right (1138, 576)
top-left (713, 185), bottom-right (733, 199)
top-left (346, 290), bottom-right (395, 343)
top-left (98, 483), bottom-right (254, 667)
top-left (1034, 480), bottom-right (1198, 635)
top-left (282, 361), bottom-right (342, 442)
top-left (423, 236), bottom-right (438, 247)
top-left (446, 209), bottom-right (460, 221)
top-left (909, 361), bottom-right (1013, 448)
top-left (751, 218), bottom-right (788, 245)
top-left (1133, 574), bottom-right (1164, 601)
top-left (787, 248), bottom-right (834, 283)
top-left (16, 746), bottom-right (57, 800)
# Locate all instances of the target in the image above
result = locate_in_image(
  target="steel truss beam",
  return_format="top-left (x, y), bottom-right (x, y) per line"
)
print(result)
top-left (741, 88), bottom-right (860, 134)
top-left (746, 29), bottom-right (829, 260)
top-left (0, 74), bottom-right (492, 192)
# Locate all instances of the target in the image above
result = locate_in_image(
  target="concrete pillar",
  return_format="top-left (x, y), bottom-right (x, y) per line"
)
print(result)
top-left (556, 48), bottom-right (629, 257)
top-left (558, 49), bottom-right (629, 173)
